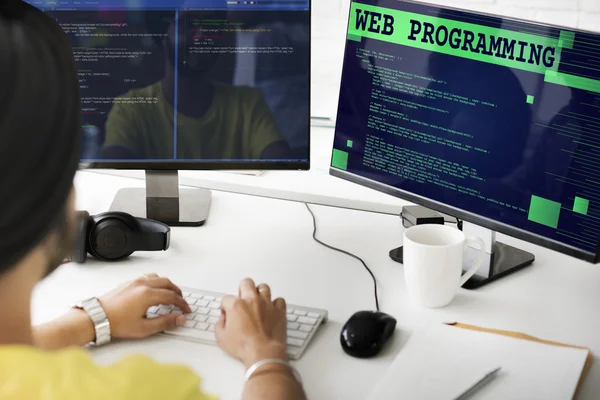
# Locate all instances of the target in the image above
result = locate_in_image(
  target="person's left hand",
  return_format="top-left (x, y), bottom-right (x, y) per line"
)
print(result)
top-left (98, 273), bottom-right (191, 339)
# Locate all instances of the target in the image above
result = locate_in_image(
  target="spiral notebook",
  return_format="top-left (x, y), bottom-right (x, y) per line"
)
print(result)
top-left (367, 323), bottom-right (592, 400)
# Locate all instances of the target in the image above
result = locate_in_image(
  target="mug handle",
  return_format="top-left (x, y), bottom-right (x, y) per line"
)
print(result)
top-left (459, 236), bottom-right (486, 287)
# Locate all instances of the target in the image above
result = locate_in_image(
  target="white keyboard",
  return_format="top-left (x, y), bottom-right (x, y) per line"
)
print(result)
top-left (146, 287), bottom-right (328, 360)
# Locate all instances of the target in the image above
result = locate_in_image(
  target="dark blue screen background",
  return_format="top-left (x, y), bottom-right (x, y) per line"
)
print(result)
top-left (28, 0), bottom-right (310, 163)
top-left (333, 0), bottom-right (600, 257)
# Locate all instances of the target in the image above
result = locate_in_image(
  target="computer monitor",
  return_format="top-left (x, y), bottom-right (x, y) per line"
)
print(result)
top-left (29, 0), bottom-right (310, 225)
top-left (330, 0), bottom-right (600, 286)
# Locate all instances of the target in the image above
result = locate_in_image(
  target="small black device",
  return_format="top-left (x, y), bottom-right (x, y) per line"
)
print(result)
top-left (400, 205), bottom-right (445, 228)
top-left (72, 211), bottom-right (170, 263)
top-left (340, 311), bottom-right (397, 358)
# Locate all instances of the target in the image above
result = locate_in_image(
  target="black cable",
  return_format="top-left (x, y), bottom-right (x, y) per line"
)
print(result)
top-left (304, 203), bottom-right (380, 311)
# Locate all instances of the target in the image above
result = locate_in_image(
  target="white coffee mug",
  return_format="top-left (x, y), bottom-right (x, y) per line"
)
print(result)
top-left (403, 224), bottom-right (485, 308)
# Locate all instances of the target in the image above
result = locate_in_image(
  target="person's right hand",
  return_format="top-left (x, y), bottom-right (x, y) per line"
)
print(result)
top-left (98, 273), bottom-right (191, 339)
top-left (215, 278), bottom-right (288, 368)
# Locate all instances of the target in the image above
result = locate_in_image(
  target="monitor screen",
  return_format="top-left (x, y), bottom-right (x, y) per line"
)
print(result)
top-left (331, 0), bottom-right (600, 260)
top-left (27, 0), bottom-right (310, 169)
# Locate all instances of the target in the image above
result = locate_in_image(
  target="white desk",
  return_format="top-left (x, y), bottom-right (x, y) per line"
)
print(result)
top-left (32, 172), bottom-right (600, 399)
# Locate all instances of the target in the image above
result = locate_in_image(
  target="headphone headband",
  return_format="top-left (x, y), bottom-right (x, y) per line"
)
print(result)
top-left (134, 218), bottom-right (170, 251)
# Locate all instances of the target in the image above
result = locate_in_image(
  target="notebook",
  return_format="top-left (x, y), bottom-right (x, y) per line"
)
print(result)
top-left (367, 323), bottom-right (592, 400)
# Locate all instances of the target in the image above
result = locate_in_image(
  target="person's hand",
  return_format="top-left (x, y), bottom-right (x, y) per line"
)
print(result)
top-left (98, 273), bottom-right (191, 339)
top-left (216, 278), bottom-right (288, 368)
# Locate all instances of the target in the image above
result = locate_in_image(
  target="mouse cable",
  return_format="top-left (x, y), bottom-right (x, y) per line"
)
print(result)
top-left (304, 203), bottom-right (380, 312)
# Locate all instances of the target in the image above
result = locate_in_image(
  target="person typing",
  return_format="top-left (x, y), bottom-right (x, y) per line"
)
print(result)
top-left (0, 1), bottom-right (305, 399)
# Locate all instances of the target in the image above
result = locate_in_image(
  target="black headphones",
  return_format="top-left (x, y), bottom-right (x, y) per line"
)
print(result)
top-left (72, 211), bottom-right (171, 263)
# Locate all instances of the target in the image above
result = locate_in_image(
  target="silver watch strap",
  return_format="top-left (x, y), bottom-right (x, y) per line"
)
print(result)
top-left (79, 297), bottom-right (111, 346)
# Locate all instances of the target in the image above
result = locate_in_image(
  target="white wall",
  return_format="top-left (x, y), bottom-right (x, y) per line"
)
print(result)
top-left (311, 0), bottom-right (600, 117)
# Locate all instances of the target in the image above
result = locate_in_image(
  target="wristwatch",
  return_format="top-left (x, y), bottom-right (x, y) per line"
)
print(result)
top-left (73, 297), bottom-right (111, 346)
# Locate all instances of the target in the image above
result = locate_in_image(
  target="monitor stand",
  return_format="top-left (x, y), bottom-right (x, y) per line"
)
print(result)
top-left (109, 170), bottom-right (211, 226)
top-left (389, 220), bottom-right (535, 289)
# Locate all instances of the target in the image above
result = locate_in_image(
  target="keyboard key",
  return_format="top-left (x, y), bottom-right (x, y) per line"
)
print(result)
top-left (299, 324), bottom-right (312, 332)
top-left (186, 298), bottom-right (197, 305)
top-left (209, 310), bottom-right (221, 317)
top-left (147, 306), bottom-right (159, 314)
top-left (196, 299), bottom-right (209, 307)
top-left (288, 330), bottom-right (309, 340)
top-left (195, 322), bottom-right (209, 331)
top-left (171, 307), bottom-right (181, 313)
top-left (166, 327), bottom-right (215, 341)
top-left (288, 347), bottom-right (301, 359)
top-left (191, 293), bottom-right (203, 299)
top-left (287, 322), bottom-right (300, 330)
top-left (286, 314), bottom-right (298, 322)
top-left (297, 316), bottom-right (317, 325)
top-left (197, 307), bottom-right (210, 315)
top-left (146, 313), bottom-right (159, 319)
top-left (189, 305), bottom-right (198, 313)
top-left (293, 310), bottom-right (307, 316)
top-left (287, 338), bottom-right (304, 347)
top-left (158, 306), bottom-right (171, 315)
top-left (208, 302), bottom-right (220, 309)
top-left (203, 295), bottom-right (216, 301)
top-left (207, 316), bottom-right (220, 324)
top-left (307, 312), bottom-right (320, 319)
top-left (287, 309), bottom-right (295, 314)
top-left (207, 325), bottom-right (215, 332)
top-left (194, 315), bottom-right (208, 322)
top-left (215, 297), bottom-right (223, 302)
top-left (182, 292), bottom-right (190, 297)
top-left (184, 321), bottom-right (196, 329)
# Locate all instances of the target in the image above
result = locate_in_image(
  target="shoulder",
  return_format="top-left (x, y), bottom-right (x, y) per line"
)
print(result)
top-left (116, 82), bottom-right (161, 99)
top-left (109, 82), bottom-right (162, 111)
top-left (0, 347), bottom-right (215, 400)
top-left (107, 82), bottom-right (162, 123)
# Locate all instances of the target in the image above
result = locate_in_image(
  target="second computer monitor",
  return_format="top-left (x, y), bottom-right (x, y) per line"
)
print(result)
top-left (331, 0), bottom-right (600, 263)
top-left (30, 0), bottom-right (311, 225)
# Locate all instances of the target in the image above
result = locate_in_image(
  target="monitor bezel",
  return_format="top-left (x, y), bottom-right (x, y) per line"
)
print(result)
top-left (330, 0), bottom-right (600, 263)
top-left (82, 1), bottom-right (312, 172)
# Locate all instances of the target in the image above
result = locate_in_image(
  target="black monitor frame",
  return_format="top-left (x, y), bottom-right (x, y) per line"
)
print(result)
top-left (330, 0), bottom-right (600, 264)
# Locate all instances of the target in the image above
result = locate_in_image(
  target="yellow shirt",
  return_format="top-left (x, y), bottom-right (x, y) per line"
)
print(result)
top-left (0, 346), bottom-right (216, 400)
top-left (103, 82), bottom-right (284, 160)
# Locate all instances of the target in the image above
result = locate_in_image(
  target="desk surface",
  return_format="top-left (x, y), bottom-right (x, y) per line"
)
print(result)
top-left (32, 172), bottom-right (600, 399)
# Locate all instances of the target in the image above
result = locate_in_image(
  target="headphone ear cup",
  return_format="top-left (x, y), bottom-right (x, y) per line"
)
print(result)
top-left (71, 211), bottom-right (90, 263)
top-left (87, 214), bottom-right (136, 262)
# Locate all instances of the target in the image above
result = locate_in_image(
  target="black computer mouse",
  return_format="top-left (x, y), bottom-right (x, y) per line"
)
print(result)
top-left (340, 311), bottom-right (397, 358)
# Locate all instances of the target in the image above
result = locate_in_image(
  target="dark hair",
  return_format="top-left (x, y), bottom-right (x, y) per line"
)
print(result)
top-left (0, 0), bottom-right (81, 272)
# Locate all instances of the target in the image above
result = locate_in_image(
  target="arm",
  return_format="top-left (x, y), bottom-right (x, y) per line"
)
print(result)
top-left (33, 273), bottom-right (191, 350)
top-left (102, 98), bottom-right (143, 159)
top-left (216, 279), bottom-right (307, 400)
top-left (247, 91), bottom-right (291, 160)
top-left (33, 309), bottom-right (95, 350)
